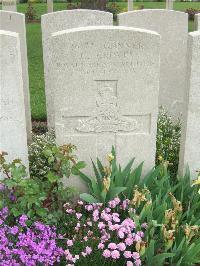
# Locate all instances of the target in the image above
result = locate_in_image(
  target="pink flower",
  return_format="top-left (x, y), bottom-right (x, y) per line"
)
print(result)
top-left (76, 213), bottom-right (82, 219)
top-left (85, 246), bottom-right (92, 255)
top-left (81, 252), bottom-right (87, 257)
top-left (141, 223), bottom-right (148, 229)
top-left (124, 251), bottom-right (132, 259)
top-left (118, 230), bottom-right (125, 239)
top-left (117, 242), bottom-right (126, 251)
top-left (111, 250), bottom-right (120, 259)
top-left (127, 261), bottom-right (134, 266)
top-left (137, 231), bottom-right (144, 238)
top-left (103, 249), bottom-right (111, 258)
top-left (67, 239), bottom-right (73, 246)
top-left (135, 259), bottom-right (141, 266)
top-left (66, 208), bottom-right (74, 214)
top-left (108, 243), bottom-right (117, 250)
top-left (98, 243), bottom-right (105, 250)
top-left (83, 236), bottom-right (88, 241)
top-left (132, 252), bottom-right (140, 260)
top-left (77, 200), bottom-right (84, 205)
top-left (121, 199), bottom-right (130, 210)
top-left (85, 205), bottom-right (93, 211)
top-left (98, 222), bottom-right (105, 230)
top-left (87, 221), bottom-right (92, 226)
top-left (125, 237), bottom-right (133, 246)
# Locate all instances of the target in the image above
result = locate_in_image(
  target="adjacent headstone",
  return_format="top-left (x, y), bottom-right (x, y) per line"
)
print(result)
top-left (0, 30), bottom-right (29, 169)
top-left (51, 26), bottom-right (161, 190)
top-left (179, 31), bottom-right (200, 179)
top-left (195, 14), bottom-right (200, 30)
top-left (118, 10), bottom-right (188, 118)
top-left (166, 0), bottom-right (173, 10)
top-left (41, 9), bottom-right (113, 129)
top-left (128, 0), bottom-right (133, 11)
top-left (0, 11), bottom-right (32, 142)
top-left (2, 0), bottom-right (16, 12)
top-left (47, 0), bottom-right (53, 13)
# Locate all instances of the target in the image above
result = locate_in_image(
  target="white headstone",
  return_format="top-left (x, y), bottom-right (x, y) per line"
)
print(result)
top-left (41, 9), bottom-right (113, 129)
top-left (51, 26), bottom-right (161, 190)
top-left (128, 0), bottom-right (133, 11)
top-left (47, 0), bottom-right (53, 13)
top-left (195, 14), bottom-right (200, 30)
top-left (166, 0), bottom-right (173, 10)
top-left (179, 31), bottom-right (200, 178)
top-left (0, 30), bottom-right (29, 169)
top-left (2, 0), bottom-right (16, 12)
top-left (0, 11), bottom-right (32, 142)
top-left (118, 10), bottom-right (188, 118)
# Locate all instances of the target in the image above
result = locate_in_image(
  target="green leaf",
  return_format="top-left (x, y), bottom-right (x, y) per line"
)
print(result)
top-left (80, 193), bottom-right (98, 203)
top-left (152, 253), bottom-right (175, 265)
top-left (47, 172), bottom-right (59, 183)
top-left (71, 161), bottom-right (86, 175)
top-left (107, 186), bottom-right (127, 200)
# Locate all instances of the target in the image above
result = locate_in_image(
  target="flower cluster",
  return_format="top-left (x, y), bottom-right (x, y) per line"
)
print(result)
top-left (0, 208), bottom-right (64, 265)
top-left (64, 198), bottom-right (147, 266)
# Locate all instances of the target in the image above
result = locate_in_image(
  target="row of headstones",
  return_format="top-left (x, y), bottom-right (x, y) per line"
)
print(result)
top-left (0, 10), bottom-right (200, 188)
top-left (0, 0), bottom-right (176, 14)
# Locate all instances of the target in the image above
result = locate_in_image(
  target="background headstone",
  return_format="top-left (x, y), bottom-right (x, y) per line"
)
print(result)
top-left (41, 9), bottom-right (113, 129)
top-left (128, 0), bottom-right (133, 11)
top-left (51, 26), bottom-right (160, 191)
top-left (0, 30), bottom-right (29, 169)
top-left (47, 0), bottom-right (53, 13)
top-left (118, 10), bottom-right (188, 118)
top-left (179, 31), bottom-right (200, 179)
top-left (166, 0), bottom-right (173, 10)
top-left (2, 0), bottom-right (16, 12)
top-left (0, 11), bottom-right (32, 142)
top-left (195, 14), bottom-right (200, 30)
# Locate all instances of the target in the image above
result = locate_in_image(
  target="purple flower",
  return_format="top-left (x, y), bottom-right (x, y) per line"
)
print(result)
top-left (18, 214), bottom-right (28, 227)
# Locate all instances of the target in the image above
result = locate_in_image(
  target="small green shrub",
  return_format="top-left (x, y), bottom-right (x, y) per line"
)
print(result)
top-left (0, 143), bottom-right (85, 225)
top-left (25, 1), bottom-right (37, 22)
top-left (156, 108), bottom-right (181, 179)
top-left (186, 8), bottom-right (200, 21)
top-left (29, 131), bottom-right (56, 178)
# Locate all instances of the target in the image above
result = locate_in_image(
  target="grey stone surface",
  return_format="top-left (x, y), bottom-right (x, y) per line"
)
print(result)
top-left (41, 9), bottom-right (113, 129)
top-left (179, 31), bottom-right (200, 179)
top-left (195, 14), bottom-right (200, 30)
top-left (0, 11), bottom-right (32, 142)
top-left (47, 0), bottom-right (53, 13)
top-left (51, 26), bottom-right (160, 191)
top-left (2, 0), bottom-right (16, 12)
top-left (118, 10), bottom-right (188, 118)
top-left (128, 0), bottom-right (133, 11)
top-left (0, 30), bottom-right (29, 169)
top-left (166, 0), bottom-right (173, 10)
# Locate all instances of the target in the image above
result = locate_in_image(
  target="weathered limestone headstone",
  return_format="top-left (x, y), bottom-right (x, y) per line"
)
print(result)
top-left (0, 30), bottom-right (29, 169)
top-left (179, 31), bottom-right (200, 179)
top-left (128, 0), bottom-right (133, 11)
top-left (0, 11), bottom-right (32, 142)
top-left (47, 0), bottom-right (53, 13)
top-left (166, 0), bottom-right (173, 10)
top-left (118, 10), bottom-right (188, 118)
top-left (195, 14), bottom-right (200, 30)
top-left (51, 26), bottom-right (161, 190)
top-left (41, 9), bottom-right (113, 129)
top-left (2, 0), bottom-right (16, 12)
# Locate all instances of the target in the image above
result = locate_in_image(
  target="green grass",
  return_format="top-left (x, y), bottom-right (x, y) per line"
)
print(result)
top-left (26, 23), bottom-right (46, 120)
top-left (2, 2), bottom-right (199, 120)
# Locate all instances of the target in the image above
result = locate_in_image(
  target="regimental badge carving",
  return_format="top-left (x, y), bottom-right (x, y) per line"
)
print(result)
top-left (76, 80), bottom-right (138, 133)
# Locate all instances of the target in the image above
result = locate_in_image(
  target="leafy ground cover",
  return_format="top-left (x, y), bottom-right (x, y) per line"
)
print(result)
top-left (1, 2), bottom-right (199, 119)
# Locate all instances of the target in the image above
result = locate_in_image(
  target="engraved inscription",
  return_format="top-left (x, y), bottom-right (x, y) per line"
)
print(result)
top-left (76, 81), bottom-right (138, 133)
